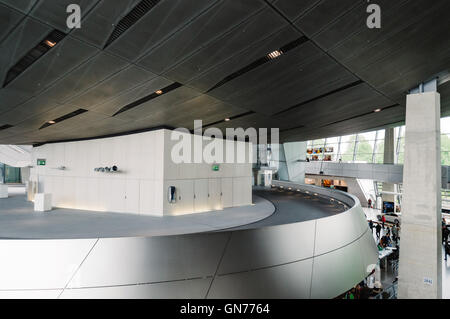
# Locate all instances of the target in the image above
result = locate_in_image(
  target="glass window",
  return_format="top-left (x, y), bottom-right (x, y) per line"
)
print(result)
top-left (325, 137), bottom-right (340, 144)
top-left (358, 131), bottom-right (377, 142)
top-left (442, 134), bottom-right (450, 152)
top-left (374, 153), bottom-right (384, 164)
top-left (442, 117), bottom-right (450, 134)
top-left (442, 152), bottom-right (450, 166)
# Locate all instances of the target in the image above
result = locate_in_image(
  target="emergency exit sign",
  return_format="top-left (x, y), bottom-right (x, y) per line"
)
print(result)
top-left (37, 159), bottom-right (46, 166)
top-left (212, 164), bottom-right (220, 171)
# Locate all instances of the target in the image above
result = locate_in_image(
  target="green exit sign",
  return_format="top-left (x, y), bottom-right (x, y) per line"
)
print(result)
top-left (37, 159), bottom-right (46, 166)
top-left (212, 164), bottom-right (220, 171)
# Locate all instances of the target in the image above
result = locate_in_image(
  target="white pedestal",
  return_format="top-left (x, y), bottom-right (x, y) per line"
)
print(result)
top-left (0, 184), bottom-right (8, 198)
top-left (34, 193), bottom-right (52, 212)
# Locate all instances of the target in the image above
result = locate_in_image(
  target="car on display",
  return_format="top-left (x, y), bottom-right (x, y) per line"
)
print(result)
top-left (377, 212), bottom-right (401, 225)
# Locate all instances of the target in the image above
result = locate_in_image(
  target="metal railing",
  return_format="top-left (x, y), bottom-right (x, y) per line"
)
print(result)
top-left (374, 282), bottom-right (398, 299)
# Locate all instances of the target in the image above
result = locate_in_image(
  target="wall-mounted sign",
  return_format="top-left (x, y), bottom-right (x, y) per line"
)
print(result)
top-left (423, 277), bottom-right (433, 286)
top-left (37, 159), bottom-right (46, 166)
top-left (212, 164), bottom-right (220, 171)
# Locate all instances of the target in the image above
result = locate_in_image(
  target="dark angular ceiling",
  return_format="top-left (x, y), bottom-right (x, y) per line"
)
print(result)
top-left (0, 0), bottom-right (450, 145)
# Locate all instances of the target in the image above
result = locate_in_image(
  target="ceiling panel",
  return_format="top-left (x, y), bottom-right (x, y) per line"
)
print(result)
top-left (40, 52), bottom-right (130, 104)
top-left (273, 83), bottom-right (394, 130)
top-left (327, 0), bottom-right (450, 102)
top-left (113, 85), bottom-right (202, 122)
top-left (30, 0), bottom-right (101, 32)
top-left (0, 95), bottom-right (63, 125)
top-left (71, 0), bottom-right (141, 48)
top-left (136, 0), bottom-right (266, 74)
top-left (105, 0), bottom-right (218, 62)
top-left (65, 65), bottom-right (156, 109)
top-left (206, 42), bottom-right (358, 115)
top-left (162, 7), bottom-right (288, 84)
top-left (0, 0), bottom-right (449, 145)
top-left (91, 76), bottom-right (173, 116)
top-left (185, 25), bottom-right (301, 93)
top-left (0, 0), bottom-right (37, 14)
top-left (0, 4), bottom-right (24, 42)
top-left (293, 0), bottom-right (361, 37)
top-left (271, 0), bottom-right (320, 21)
top-left (0, 17), bottom-right (51, 92)
top-left (2, 36), bottom-right (99, 104)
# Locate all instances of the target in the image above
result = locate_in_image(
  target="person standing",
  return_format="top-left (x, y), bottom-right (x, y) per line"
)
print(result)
top-left (369, 220), bottom-right (374, 233)
top-left (443, 225), bottom-right (449, 246)
top-left (368, 198), bottom-right (372, 208)
top-left (381, 215), bottom-right (386, 229)
top-left (392, 224), bottom-right (399, 245)
top-left (375, 223), bottom-right (382, 239)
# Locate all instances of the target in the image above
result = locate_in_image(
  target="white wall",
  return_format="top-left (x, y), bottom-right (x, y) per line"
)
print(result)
top-left (31, 130), bottom-right (165, 216)
top-left (162, 130), bottom-right (253, 215)
top-left (30, 129), bottom-right (253, 216)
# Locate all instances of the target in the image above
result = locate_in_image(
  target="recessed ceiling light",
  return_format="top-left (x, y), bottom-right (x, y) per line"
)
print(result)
top-left (45, 40), bottom-right (56, 47)
top-left (374, 108), bottom-right (382, 113)
top-left (48, 120), bottom-right (56, 124)
top-left (155, 90), bottom-right (163, 95)
top-left (267, 50), bottom-right (283, 59)
top-left (224, 118), bottom-right (230, 122)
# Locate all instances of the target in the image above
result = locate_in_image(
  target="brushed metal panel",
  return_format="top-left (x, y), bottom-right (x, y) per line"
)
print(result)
top-left (310, 238), bottom-right (367, 299)
top-left (314, 209), bottom-right (361, 256)
top-left (0, 239), bottom-right (96, 290)
top-left (208, 258), bottom-right (313, 299)
top-left (67, 233), bottom-right (229, 288)
top-left (61, 278), bottom-right (211, 299)
top-left (218, 221), bottom-right (315, 275)
top-left (0, 289), bottom-right (62, 299)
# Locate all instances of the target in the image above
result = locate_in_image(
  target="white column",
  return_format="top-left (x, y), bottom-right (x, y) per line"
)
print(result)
top-left (398, 92), bottom-right (442, 299)
top-left (382, 128), bottom-right (396, 203)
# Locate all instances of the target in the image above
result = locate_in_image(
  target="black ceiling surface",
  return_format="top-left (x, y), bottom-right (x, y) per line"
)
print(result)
top-left (0, 0), bottom-right (449, 145)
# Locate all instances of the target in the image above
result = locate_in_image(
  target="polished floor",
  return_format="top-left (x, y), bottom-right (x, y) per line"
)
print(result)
top-left (230, 186), bottom-right (347, 230)
top-left (0, 186), bottom-right (274, 239)
top-left (0, 185), bottom-right (347, 239)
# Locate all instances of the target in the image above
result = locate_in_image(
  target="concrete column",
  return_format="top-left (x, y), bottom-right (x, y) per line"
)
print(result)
top-left (382, 127), bottom-right (396, 203)
top-left (398, 92), bottom-right (442, 299)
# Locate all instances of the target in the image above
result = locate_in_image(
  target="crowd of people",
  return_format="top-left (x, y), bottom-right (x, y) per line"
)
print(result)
top-left (342, 217), bottom-right (400, 299)
top-left (368, 219), bottom-right (400, 249)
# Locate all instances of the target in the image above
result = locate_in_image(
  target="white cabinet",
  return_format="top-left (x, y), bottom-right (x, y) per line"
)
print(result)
top-left (233, 177), bottom-right (252, 207)
top-left (194, 179), bottom-right (208, 213)
top-left (221, 178), bottom-right (233, 208)
top-left (208, 178), bottom-right (222, 211)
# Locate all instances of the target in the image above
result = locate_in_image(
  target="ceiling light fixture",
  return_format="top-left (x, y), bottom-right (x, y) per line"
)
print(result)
top-left (48, 120), bottom-right (56, 124)
top-left (155, 90), bottom-right (163, 95)
top-left (45, 40), bottom-right (56, 47)
top-left (224, 118), bottom-right (230, 122)
top-left (374, 108), bottom-right (382, 113)
top-left (267, 50), bottom-right (283, 60)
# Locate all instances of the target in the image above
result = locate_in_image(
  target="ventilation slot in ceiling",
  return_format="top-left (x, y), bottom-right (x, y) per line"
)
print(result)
top-left (206, 36), bottom-right (309, 93)
top-left (104, 0), bottom-right (161, 49)
top-left (203, 111), bottom-right (255, 128)
top-left (0, 124), bottom-right (13, 131)
top-left (39, 109), bottom-right (88, 130)
top-left (3, 30), bottom-right (66, 88)
top-left (319, 104), bottom-right (400, 127)
top-left (113, 82), bottom-right (182, 116)
top-left (274, 80), bottom-right (364, 116)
